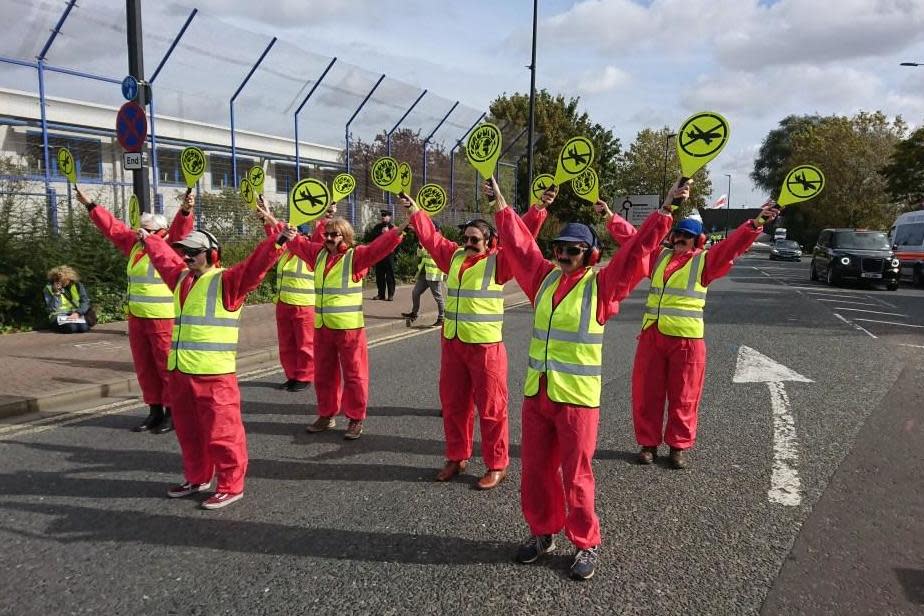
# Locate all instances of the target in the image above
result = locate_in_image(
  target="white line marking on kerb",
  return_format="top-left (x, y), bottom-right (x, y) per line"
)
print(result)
top-left (833, 313), bottom-right (878, 339)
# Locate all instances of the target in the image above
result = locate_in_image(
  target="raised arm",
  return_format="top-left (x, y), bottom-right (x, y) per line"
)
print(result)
top-left (701, 201), bottom-right (778, 285)
top-left (221, 228), bottom-right (293, 309)
top-left (77, 187), bottom-right (137, 256)
top-left (407, 207), bottom-right (459, 273)
top-left (137, 232), bottom-right (189, 291)
top-left (166, 193), bottom-right (195, 241)
top-left (352, 220), bottom-right (406, 280)
top-left (595, 200), bottom-right (637, 245)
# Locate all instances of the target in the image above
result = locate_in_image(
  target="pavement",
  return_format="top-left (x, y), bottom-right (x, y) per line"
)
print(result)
top-left (0, 280), bottom-right (527, 419)
top-left (1, 255), bottom-right (923, 615)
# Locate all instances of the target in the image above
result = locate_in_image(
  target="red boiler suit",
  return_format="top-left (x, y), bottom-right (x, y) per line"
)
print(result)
top-left (262, 220), bottom-right (329, 384)
top-left (623, 219), bottom-right (763, 450)
top-left (89, 204), bottom-right (193, 407)
top-left (143, 233), bottom-right (284, 494)
top-left (497, 206), bottom-right (672, 550)
top-left (287, 227), bottom-right (403, 421)
top-left (410, 206), bottom-right (547, 471)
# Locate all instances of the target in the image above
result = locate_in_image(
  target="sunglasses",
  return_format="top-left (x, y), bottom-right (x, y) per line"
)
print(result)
top-left (554, 244), bottom-right (587, 257)
top-left (181, 247), bottom-right (206, 258)
top-left (462, 235), bottom-right (483, 246)
top-left (323, 231), bottom-right (343, 239)
top-left (672, 231), bottom-right (695, 240)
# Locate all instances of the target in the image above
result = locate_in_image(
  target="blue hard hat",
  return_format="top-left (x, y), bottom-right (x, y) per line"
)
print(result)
top-left (297, 223), bottom-right (311, 235)
top-left (675, 217), bottom-right (703, 236)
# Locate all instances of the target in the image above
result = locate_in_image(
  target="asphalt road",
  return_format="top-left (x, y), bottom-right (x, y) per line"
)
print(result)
top-left (1, 254), bottom-right (922, 615)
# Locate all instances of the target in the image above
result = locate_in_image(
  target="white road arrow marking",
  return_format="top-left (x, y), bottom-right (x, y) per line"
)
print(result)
top-left (733, 345), bottom-right (813, 507)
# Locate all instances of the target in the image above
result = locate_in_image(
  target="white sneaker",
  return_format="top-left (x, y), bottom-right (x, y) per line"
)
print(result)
top-left (200, 492), bottom-right (243, 510)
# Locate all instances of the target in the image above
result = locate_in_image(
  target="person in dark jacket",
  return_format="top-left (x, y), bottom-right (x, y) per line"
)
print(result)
top-left (43, 265), bottom-right (92, 333)
top-left (370, 209), bottom-right (397, 300)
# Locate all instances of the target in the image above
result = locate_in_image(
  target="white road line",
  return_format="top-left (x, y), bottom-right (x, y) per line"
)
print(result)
top-left (767, 381), bottom-right (803, 507)
top-left (833, 313), bottom-right (878, 339)
top-left (853, 319), bottom-right (924, 328)
top-left (806, 292), bottom-right (871, 299)
top-left (831, 308), bottom-right (908, 317)
top-left (899, 343), bottom-right (924, 349)
top-left (816, 298), bottom-right (879, 306)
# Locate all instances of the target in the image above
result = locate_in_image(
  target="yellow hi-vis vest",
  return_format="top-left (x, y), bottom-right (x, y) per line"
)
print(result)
top-left (274, 252), bottom-right (315, 307)
top-left (416, 248), bottom-right (444, 282)
top-left (45, 283), bottom-right (82, 315)
top-left (525, 268), bottom-right (605, 407)
top-left (314, 248), bottom-right (364, 330)
top-left (168, 269), bottom-right (241, 375)
top-left (443, 249), bottom-right (504, 343)
top-left (642, 249), bottom-right (708, 338)
top-left (126, 244), bottom-right (175, 319)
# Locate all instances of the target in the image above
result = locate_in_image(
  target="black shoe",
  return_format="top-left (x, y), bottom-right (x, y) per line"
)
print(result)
top-left (386, 297), bottom-right (394, 301)
top-left (515, 534), bottom-right (555, 564)
top-left (277, 379), bottom-right (295, 390)
top-left (132, 405), bottom-right (163, 432)
top-left (431, 317), bottom-right (444, 327)
top-left (371, 296), bottom-right (384, 301)
top-left (570, 546), bottom-right (599, 580)
top-left (286, 380), bottom-right (311, 392)
top-left (152, 410), bottom-right (173, 434)
top-left (401, 312), bottom-right (417, 318)
top-left (669, 447), bottom-right (689, 469)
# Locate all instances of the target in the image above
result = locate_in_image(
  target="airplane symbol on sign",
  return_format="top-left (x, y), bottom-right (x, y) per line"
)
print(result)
top-left (563, 145), bottom-right (589, 167)
top-left (296, 186), bottom-right (325, 208)
top-left (792, 172), bottom-right (819, 191)
top-left (685, 123), bottom-right (724, 146)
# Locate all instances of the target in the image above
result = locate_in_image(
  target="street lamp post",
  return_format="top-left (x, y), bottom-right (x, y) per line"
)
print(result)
top-left (660, 132), bottom-right (677, 202)
top-left (724, 173), bottom-right (732, 237)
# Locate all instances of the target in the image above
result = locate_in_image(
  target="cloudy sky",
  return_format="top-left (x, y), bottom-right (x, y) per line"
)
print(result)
top-left (7, 0), bottom-right (924, 206)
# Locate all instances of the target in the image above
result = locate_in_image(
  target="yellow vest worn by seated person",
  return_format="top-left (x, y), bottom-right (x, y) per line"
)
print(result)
top-left (525, 268), bottom-right (605, 407)
top-left (126, 244), bottom-right (175, 319)
top-left (314, 248), bottom-right (363, 330)
top-left (642, 249), bottom-right (708, 339)
top-left (443, 249), bottom-right (504, 344)
top-left (275, 253), bottom-right (315, 307)
top-left (168, 269), bottom-right (241, 375)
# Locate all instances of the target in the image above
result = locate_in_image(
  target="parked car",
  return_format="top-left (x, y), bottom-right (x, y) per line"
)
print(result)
top-left (888, 209), bottom-right (924, 287)
top-left (810, 228), bottom-right (900, 290)
top-left (769, 239), bottom-right (802, 261)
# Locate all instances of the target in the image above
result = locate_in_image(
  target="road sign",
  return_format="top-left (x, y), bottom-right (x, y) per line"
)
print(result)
top-left (331, 173), bottom-right (356, 202)
top-left (247, 165), bottom-right (265, 195)
top-left (121, 75), bottom-right (139, 101)
top-left (289, 178), bottom-right (330, 226)
top-left (122, 152), bottom-right (143, 170)
top-left (466, 123), bottom-right (502, 179)
top-left (572, 168), bottom-right (599, 204)
top-left (56, 148), bottom-right (76, 183)
top-left (554, 136), bottom-right (595, 184)
top-left (115, 101), bottom-right (147, 153)
top-left (778, 165), bottom-right (825, 207)
top-left (531, 174), bottom-right (555, 202)
top-left (622, 194), bottom-right (660, 226)
top-left (416, 183), bottom-right (448, 216)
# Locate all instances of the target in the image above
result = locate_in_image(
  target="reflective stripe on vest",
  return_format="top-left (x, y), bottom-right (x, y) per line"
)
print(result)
top-left (642, 249), bottom-right (708, 338)
top-left (275, 252), bottom-right (315, 307)
top-left (417, 248), bottom-right (445, 282)
top-left (524, 268), bottom-right (605, 407)
top-left (443, 249), bottom-right (504, 343)
top-left (126, 244), bottom-right (175, 319)
top-left (315, 248), bottom-right (364, 330)
top-left (167, 269), bottom-right (241, 374)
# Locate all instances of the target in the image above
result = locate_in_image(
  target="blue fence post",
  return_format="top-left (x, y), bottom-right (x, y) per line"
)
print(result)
top-left (420, 101), bottom-right (458, 186)
top-left (294, 57), bottom-right (337, 182)
top-left (230, 37), bottom-right (277, 187)
top-left (344, 73), bottom-right (385, 225)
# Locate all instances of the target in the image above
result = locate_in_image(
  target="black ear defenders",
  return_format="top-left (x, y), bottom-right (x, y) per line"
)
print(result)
top-left (459, 219), bottom-right (497, 249)
top-left (199, 229), bottom-right (221, 265)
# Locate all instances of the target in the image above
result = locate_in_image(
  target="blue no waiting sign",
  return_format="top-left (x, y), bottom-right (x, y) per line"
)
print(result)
top-left (121, 75), bottom-right (138, 101)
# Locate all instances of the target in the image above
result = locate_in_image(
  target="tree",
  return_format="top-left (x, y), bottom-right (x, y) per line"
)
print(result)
top-left (489, 90), bottom-right (622, 224)
top-left (753, 111), bottom-right (906, 246)
top-left (881, 126), bottom-right (924, 211)
top-left (617, 127), bottom-right (713, 215)
top-left (751, 115), bottom-right (824, 194)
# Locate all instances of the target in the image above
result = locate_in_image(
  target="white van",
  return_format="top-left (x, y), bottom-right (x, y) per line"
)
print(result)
top-left (889, 210), bottom-right (924, 287)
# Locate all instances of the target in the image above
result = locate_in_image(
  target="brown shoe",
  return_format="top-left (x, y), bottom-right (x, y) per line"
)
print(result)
top-left (637, 446), bottom-right (657, 465)
top-left (344, 420), bottom-right (364, 440)
top-left (305, 416), bottom-right (335, 433)
top-left (476, 468), bottom-right (507, 490)
top-left (435, 460), bottom-right (468, 482)
top-left (669, 447), bottom-right (689, 469)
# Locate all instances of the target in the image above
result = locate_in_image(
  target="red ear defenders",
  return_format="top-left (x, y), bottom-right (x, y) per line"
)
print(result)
top-left (586, 225), bottom-right (601, 266)
top-left (670, 229), bottom-right (707, 250)
top-left (459, 219), bottom-right (497, 249)
top-left (199, 229), bottom-right (221, 265)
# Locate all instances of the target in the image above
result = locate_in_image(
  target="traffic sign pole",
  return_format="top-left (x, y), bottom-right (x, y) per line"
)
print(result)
top-left (126, 0), bottom-right (150, 214)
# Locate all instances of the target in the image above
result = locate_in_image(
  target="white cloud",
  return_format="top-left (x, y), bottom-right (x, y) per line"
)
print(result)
top-left (572, 65), bottom-right (630, 94)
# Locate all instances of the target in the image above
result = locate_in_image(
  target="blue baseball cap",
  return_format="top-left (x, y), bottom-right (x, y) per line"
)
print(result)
top-left (297, 223), bottom-right (311, 235)
top-left (674, 217), bottom-right (703, 236)
top-left (554, 223), bottom-right (596, 247)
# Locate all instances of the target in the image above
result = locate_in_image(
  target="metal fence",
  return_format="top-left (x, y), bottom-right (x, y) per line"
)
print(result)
top-left (0, 0), bottom-right (530, 236)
